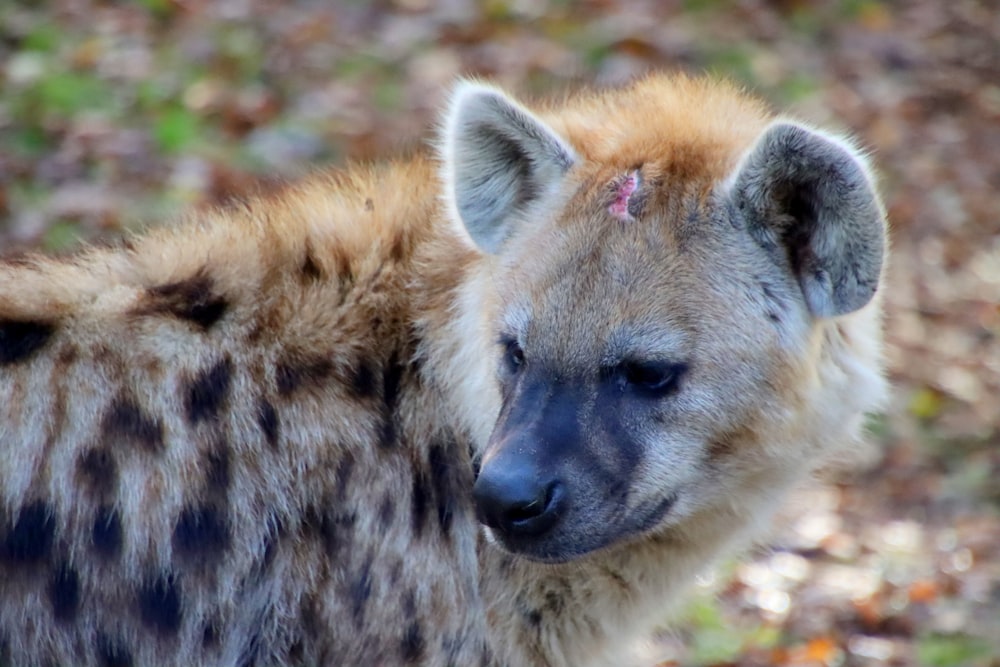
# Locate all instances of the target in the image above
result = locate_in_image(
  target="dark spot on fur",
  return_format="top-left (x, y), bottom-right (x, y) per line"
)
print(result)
top-left (206, 440), bottom-right (231, 492)
top-left (429, 442), bottom-right (456, 537)
top-left (383, 353), bottom-right (404, 410)
top-left (56, 344), bottom-right (79, 366)
top-left (388, 559), bottom-right (404, 587)
top-left (185, 356), bottom-right (233, 424)
top-left (275, 356), bottom-right (333, 396)
top-left (348, 358), bottom-right (378, 399)
top-left (469, 441), bottom-right (482, 480)
top-left (97, 634), bottom-right (133, 667)
top-left (410, 467), bottom-right (431, 538)
top-left (48, 562), bottom-right (80, 622)
top-left (524, 607), bottom-right (542, 627)
top-left (377, 495), bottom-right (395, 533)
top-left (172, 506), bottom-right (230, 559)
top-left (301, 246), bottom-right (324, 282)
top-left (402, 588), bottom-right (417, 617)
top-left (378, 353), bottom-right (405, 449)
top-left (389, 233), bottom-right (407, 263)
top-left (334, 453), bottom-right (355, 502)
top-left (759, 279), bottom-right (786, 325)
top-left (145, 272), bottom-right (228, 330)
top-left (299, 594), bottom-right (322, 639)
top-left (202, 619), bottom-right (221, 648)
top-left (401, 621), bottom-right (425, 663)
top-left (708, 436), bottom-right (736, 458)
top-left (303, 506), bottom-right (356, 560)
top-left (92, 506), bottom-right (123, 560)
top-left (2, 501), bottom-right (54, 565)
top-left (333, 252), bottom-right (355, 287)
top-left (287, 640), bottom-right (305, 664)
top-left (257, 399), bottom-right (279, 449)
top-left (378, 414), bottom-right (397, 449)
top-left (364, 198), bottom-right (374, 212)
top-left (543, 589), bottom-right (566, 615)
top-left (102, 397), bottom-right (164, 453)
top-left (77, 448), bottom-right (118, 498)
top-left (138, 572), bottom-right (182, 636)
top-left (350, 559), bottom-right (373, 628)
top-left (0, 319), bottom-right (55, 366)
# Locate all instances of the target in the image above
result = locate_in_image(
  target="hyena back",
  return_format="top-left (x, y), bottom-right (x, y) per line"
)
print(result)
top-left (0, 74), bottom-right (887, 667)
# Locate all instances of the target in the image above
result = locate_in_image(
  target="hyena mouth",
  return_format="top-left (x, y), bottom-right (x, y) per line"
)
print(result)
top-left (480, 488), bottom-right (682, 564)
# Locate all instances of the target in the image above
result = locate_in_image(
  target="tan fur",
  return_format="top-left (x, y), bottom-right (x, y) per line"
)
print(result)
top-left (0, 74), bottom-right (886, 667)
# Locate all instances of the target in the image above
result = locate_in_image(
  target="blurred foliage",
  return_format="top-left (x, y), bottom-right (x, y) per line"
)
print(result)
top-left (916, 634), bottom-right (994, 667)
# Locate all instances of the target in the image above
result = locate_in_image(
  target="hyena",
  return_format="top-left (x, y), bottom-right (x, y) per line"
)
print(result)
top-left (0, 73), bottom-right (887, 666)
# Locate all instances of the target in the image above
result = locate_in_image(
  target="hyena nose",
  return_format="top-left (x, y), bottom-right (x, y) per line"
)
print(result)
top-left (473, 467), bottom-right (564, 538)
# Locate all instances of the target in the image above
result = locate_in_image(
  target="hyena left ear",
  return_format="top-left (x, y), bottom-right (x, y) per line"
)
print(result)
top-left (442, 81), bottom-right (577, 253)
top-left (730, 122), bottom-right (887, 318)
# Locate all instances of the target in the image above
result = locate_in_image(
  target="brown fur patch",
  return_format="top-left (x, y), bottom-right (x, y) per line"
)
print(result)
top-left (276, 355), bottom-right (334, 397)
top-left (76, 448), bottom-right (119, 500)
top-left (184, 356), bottom-right (234, 424)
top-left (102, 397), bottom-right (165, 453)
top-left (0, 319), bottom-right (56, 366)
top-left (139, 271), bottom-right (229, 331)
top-left (91, 506), bottom-right (123, 560)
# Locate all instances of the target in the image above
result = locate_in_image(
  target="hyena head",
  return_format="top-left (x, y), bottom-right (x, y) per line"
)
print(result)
top-left (441, 76), bottom-right (886, 563)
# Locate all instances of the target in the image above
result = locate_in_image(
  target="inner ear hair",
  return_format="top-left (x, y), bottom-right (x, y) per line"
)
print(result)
top-left (730, 122), bottom-right (887, 318)
top-left (441, 82), bottom-right (577, 254)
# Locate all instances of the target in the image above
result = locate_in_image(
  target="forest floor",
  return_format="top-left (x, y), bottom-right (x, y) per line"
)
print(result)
top-left (1, 1), bottom-right (998, 665)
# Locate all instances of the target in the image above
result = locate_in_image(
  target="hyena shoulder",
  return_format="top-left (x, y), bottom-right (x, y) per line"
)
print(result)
top-left (0, 157), bottom-right (490, 666)
top-left (0, 73), bottom-right (887, 667)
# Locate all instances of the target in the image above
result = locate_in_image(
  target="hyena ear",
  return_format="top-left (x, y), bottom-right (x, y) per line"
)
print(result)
top-left (442, 81), bottom-right (577, 253)
top-left (730, 122), bottom-right (887, 318)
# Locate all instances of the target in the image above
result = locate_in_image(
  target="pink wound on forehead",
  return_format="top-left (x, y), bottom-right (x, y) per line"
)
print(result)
top-left (608, 171), bottom-right (640, 221)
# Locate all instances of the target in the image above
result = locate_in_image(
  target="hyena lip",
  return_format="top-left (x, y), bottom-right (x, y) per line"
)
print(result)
top-left (633, 490), bottom-right (681, 534)
top-left (486, 491), bottom-right (681, 564)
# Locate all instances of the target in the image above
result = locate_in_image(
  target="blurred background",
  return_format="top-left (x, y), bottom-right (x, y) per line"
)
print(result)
top-left (1, 1), bottom-right (997, 665)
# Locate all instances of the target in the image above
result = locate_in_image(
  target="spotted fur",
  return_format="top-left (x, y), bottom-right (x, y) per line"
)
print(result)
top-left (0, 73), bottom-right (887, 667)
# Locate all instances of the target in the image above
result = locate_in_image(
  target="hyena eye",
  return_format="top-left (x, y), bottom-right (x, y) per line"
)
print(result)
top-left (619, 360), bottom-right (687, 396)
top-left (500, 336), bottom-right (525, 374)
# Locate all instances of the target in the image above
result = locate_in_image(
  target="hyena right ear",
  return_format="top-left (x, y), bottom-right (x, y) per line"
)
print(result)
top-left (441, 81), bottom-right (577, 253)
top-left (729, 122), bottom-right (887, 318)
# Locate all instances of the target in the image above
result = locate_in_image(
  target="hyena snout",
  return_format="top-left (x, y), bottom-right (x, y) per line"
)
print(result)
top-left (473, 453), bottom-right (566, 539)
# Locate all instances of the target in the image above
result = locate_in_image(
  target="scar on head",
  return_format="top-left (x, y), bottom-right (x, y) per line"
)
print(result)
top-left (608, 171), bottom-right (640, 222)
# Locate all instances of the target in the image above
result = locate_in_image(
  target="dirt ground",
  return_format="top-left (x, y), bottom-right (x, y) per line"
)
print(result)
top-left (1, 1), bottom-right (998, 665)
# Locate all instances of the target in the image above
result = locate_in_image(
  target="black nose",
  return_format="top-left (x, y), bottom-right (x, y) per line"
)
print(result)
top-left (473, 467), bottom-right (564, 538)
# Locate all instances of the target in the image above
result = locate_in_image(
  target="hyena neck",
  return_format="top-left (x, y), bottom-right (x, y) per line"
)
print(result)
top-left (477, 487), bottom-right (790, 667)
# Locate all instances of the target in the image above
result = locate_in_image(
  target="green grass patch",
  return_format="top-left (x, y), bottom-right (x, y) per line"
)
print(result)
top-left (41, 221), bottom-right (83, 252)
top-left (153, 106), bottom-right (203, 153)
top-left (916, 634), bottom-right (993, 667)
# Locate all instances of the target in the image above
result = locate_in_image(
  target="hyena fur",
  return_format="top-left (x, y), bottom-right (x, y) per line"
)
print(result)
top-left (0, 73), bottom-right (887, 667)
